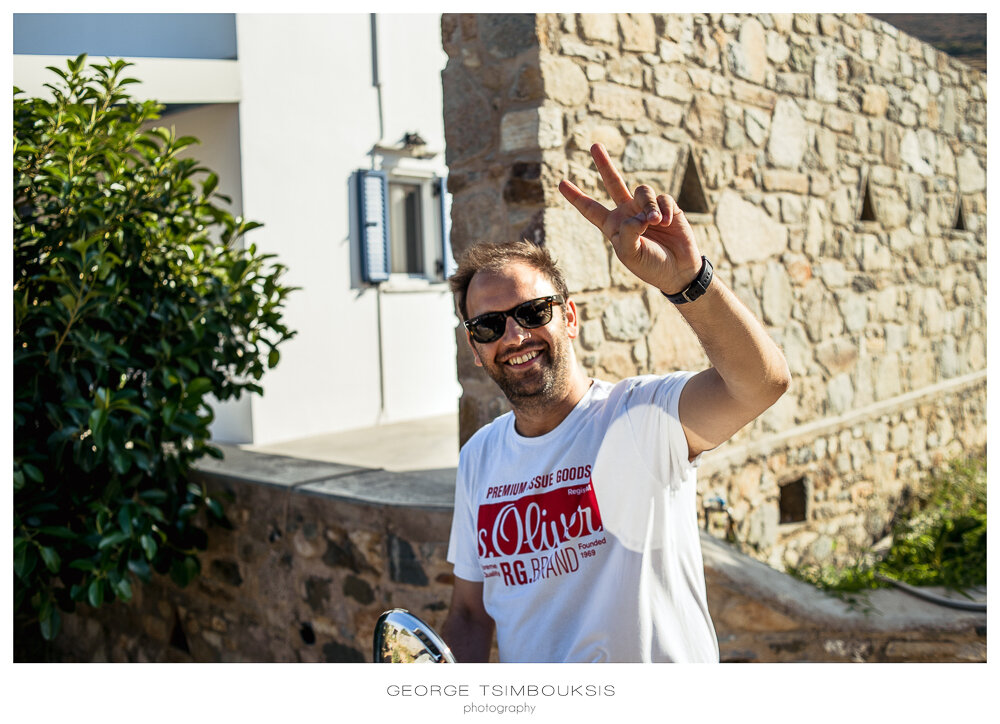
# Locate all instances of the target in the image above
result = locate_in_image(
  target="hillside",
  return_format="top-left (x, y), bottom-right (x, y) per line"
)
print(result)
top-left (870, 14), bottom-right (986, 73)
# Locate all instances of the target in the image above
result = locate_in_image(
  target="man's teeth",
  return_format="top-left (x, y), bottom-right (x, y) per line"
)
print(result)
top-left (507, 351), bottom-right (540, 365)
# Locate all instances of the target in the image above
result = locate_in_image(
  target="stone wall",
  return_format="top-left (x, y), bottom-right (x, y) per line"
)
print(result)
top-left (34, 451), bottom-right (985, 663)
top-left (42, 453), bottom-right (458, 663)
top-left (441, 13), bottom-right (986, 568)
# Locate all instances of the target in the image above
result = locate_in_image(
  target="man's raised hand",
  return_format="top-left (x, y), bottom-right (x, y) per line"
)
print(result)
top-left (558, 143), bottom-right (704, 296)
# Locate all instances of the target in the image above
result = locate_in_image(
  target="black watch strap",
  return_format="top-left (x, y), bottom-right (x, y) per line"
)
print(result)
top-left (662, 256), bottom-right (713, 304)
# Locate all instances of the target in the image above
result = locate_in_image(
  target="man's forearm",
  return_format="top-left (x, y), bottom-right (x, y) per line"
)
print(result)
top-left (676, 278), bottom-right (790, 405)
top-left (441, 609), bottom-right (494, 663)
top-left (672, 277), bottom-right (791, 455)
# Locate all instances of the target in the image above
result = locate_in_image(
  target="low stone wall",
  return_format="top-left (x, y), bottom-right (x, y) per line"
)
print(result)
top-left (47, 450), bottom-right (458, 663)
top-left (39, 448), bottom-right (984, 663)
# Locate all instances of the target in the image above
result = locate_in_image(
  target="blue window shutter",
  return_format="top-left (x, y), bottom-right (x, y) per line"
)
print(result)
top-left (437, 176), bottom-right (456, 278)
top-left (356, 169), bottom-right (390, 283)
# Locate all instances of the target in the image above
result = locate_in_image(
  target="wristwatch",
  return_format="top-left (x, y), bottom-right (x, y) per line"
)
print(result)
top-left (661, 256), bottom-right (714, 304)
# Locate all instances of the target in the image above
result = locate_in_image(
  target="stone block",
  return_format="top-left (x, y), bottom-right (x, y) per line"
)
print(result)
top-left (715, 191), bottom-right (789, 263)
top-left (826, 373), bottom-right (854, 415)
top-left (619, 13), bottom-right (656, 53)
top-left (767, 97), bottom-right (809, 169)
top-left (899, 128), bottom-right (935, 177)
top-left (480, 13), bottom-right (537, 59)
top-left (653, 66), bottom-right (694, 104)
top-left (541, 56), bottom-right (590, 106)
top-left (884, 640), bottom-right (969, 663)
top-left (717, 599), bottom-right (802, 633)
top-left (761, 262), bottom-right (794, 326)
top-left (956, 148), bottom-right (986, 193)
top-left (543, 207), bottom-right (612, 292)
top-left (605, 54), bottom-right (643, 88)
top-left (579, 13), bottom-right (617, 44)
top-left (766, 29), bottom-right (791, 64)
top-left (727, 17), bottom-right (767, 84)
top-left (571, 121), bottom-right (625, 154)
top-left (685, 93), bottom-right (725, 145)
top-left (814, 338), bottom-right (858, 376)
top-left (762, 169), bottom-right (809, 193)
top-left (594, 341), bottom-right (637, 381)
top-left (646, 310), bottom-right (708, 371)
top-left (387, 534), bottom-right (428, 586)
top-left (813, 51), bottom-right (838, 103)
top-left (732, 79), bottom-right (777, 109)
top-left (621, 135), bottom-right (682, 173)
top-left (861, 85), bottom-right (889, 116)
top-left (744, 107), bottom-right (770, 146)
top-left (602, 294), bottom-right (651, 341)
top-left (590, 83), bottom-right (645, 120)
top-left (500, 106), bottom-right (563, 152)
top-left (645, 96), bottom-right (686, 127)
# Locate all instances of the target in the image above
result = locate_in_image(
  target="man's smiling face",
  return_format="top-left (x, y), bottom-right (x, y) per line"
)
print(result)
top-left (464, 261), bottom-right (579, 410)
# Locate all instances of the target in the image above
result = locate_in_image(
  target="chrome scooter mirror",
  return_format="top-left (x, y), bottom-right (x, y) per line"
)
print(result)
top-left (373, 608), bottom-right (456, 663)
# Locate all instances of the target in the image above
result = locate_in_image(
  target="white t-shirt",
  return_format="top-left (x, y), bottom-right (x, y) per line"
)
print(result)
top-left (447, 373), bottom-right (720, 663)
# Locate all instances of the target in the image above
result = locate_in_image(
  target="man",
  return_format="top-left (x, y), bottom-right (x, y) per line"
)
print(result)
top-left (441, 144), bottom-right (790, 662)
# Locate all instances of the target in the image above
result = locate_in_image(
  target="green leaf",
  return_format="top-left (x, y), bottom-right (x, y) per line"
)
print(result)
top-left (170, 556), bottom-right (200, 587)
top-left (127, 558), bottom-right (152, 581)
top-left (139, 534), bottom-right (158, 560)
top-left (14, 543), bottom-right (37, 579)
top-left (39, 608), bottom-right (62, 641)
top-left (39, 546), bottom-right (61, 573)
top-left (138, 489), bottom-right (168, 503)
top-left (206, 497), bottom-right (224, 519)
top-left (187, 377), bottom-right (213, 397)
top-left (87, 578), bottom-right (105, 607)
top-left (111, 449), bottom-right (132, 474)
top-left (98, 531), bottom-right (130, 550)
top-left (22, 463), bottom-right (44, 483)
top-left (118, 506), bottom-right (134, 535)
top-left (112, 577), bottom-right (133, 602)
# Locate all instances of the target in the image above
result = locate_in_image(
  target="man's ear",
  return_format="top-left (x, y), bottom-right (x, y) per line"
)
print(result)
top-left (465, 332), bottom-right (483, 366)
top-left (564, 299), bottom-right (579, 340)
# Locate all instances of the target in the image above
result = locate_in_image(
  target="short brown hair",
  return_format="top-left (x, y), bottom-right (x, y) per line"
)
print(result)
top-left (449, 240), bottom-right (570, 320)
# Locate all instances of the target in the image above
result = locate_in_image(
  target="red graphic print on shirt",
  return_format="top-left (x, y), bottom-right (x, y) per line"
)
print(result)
top-left (477, 480), bottom-right (604, 558)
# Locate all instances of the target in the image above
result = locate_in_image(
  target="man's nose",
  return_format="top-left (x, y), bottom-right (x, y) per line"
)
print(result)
top-left (500, 315), bottom-right (530, 344)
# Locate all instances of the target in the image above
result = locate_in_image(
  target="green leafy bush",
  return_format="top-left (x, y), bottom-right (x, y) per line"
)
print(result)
top-left (790, 456), bottom-right (987, 598)
top-left (13, 56), bottom-right (296, 644)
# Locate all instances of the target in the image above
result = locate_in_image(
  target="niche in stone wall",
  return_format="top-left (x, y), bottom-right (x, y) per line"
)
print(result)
top-left (170, 611), bottom-right (190, 654)
top-left (676, 148), bottom-right (710, 215)
top-left (857, 172), bottom-right (878, 223)
top-left (778, 477), bottom-right (808, 524)
top-left (953, 195), bottom-right (968, 231)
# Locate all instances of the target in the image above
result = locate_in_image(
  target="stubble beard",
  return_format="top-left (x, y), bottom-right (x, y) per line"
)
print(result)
top-left (483, 335), bottom-right (573, 413)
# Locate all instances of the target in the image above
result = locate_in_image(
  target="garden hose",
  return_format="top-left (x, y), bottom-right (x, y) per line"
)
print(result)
top-left (874, 574), bottom-right (986, 612)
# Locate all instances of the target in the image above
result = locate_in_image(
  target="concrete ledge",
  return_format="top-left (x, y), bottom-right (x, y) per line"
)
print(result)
top-left (701, 532), bottom-right (986, 634)
top-left (194, 444), bottom-right (455, 510)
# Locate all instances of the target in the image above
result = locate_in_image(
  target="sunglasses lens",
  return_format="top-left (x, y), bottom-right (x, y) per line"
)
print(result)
top-left (468, 315), bottom-right (504, 343)
top-left (513, 299), bottom-right (553, 328)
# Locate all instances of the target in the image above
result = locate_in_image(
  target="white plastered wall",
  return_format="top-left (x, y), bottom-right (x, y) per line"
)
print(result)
top-left (235, 14), bottom-right (459, 445)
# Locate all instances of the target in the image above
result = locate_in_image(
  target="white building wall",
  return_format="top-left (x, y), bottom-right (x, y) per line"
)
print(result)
top-left (235, 14), bottom-right (459, 445)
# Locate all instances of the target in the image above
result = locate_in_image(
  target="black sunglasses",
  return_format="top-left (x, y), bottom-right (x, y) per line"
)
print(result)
top-left (464, 295), bottom-right (566, 344)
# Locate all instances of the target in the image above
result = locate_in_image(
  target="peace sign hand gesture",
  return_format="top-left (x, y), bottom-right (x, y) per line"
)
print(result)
top-left (559, 144), bottom-right (704, 296)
